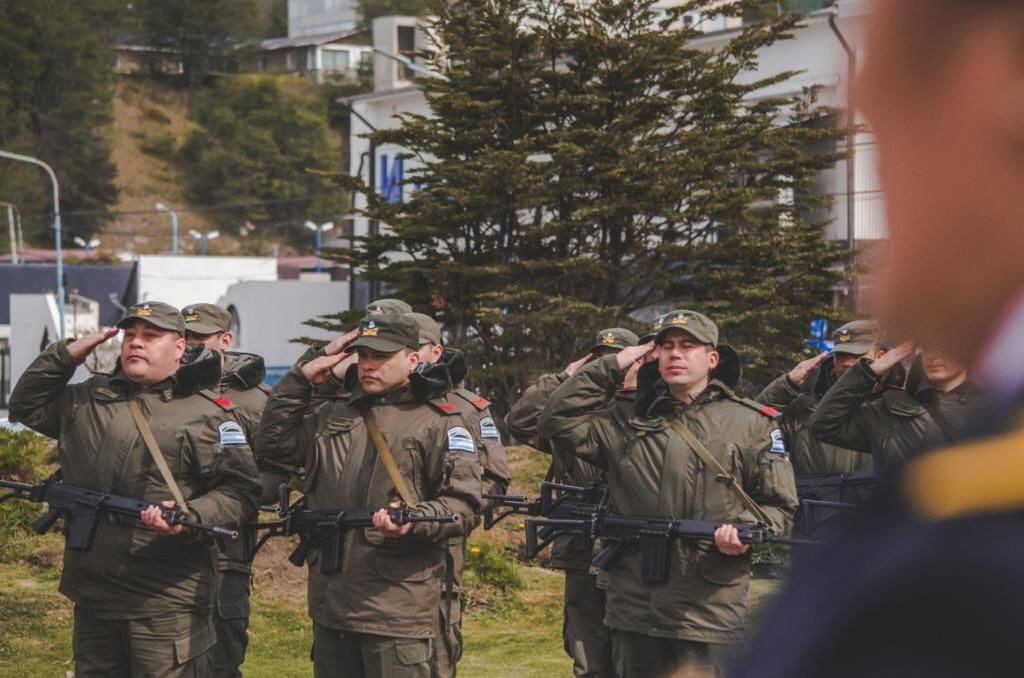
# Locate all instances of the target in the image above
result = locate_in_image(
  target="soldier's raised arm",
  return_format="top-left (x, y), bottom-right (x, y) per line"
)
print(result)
top-left (809, 355), bottom-right (901, 455)
top-left (9, 329), bottom-right (118, 437)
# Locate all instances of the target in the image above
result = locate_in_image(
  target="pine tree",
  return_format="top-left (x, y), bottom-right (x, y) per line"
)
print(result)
top-left (327, 0), bottom-right (845, 413)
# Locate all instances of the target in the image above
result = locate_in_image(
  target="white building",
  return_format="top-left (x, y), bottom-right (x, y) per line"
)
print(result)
top-left (288, 0), bottom-right (360, 38)
top-left (344, 2), bottom-right (881, 307)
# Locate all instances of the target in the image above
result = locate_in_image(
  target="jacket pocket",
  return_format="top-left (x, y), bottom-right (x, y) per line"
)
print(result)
top-left (374, 550), bottom-right (439, 583)
top-left (696, 545), bottom-right (751, 587)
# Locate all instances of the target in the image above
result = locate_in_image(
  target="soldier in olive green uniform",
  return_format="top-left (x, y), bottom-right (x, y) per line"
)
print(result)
top-left (408, 312), bottom-right (511, 677)
top-left (506, 327), bottom-right (639, 678)
top-left (810, 342), bottom-right (978, 474)
top-left (539, 311), bottom-right (798, 677)
top-left (9, 302), bottom-right (262, 678)
top-left (184, 303), bottom-right (270, 678)
top-left (255, 313), bottom-right (483, 678)
top-left (757, 321), bottom-right (884, 477)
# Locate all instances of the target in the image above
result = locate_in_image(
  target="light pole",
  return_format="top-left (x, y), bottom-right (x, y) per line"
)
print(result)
top-left (155, 202), bottom-right (179, 255)
top-left (0, 200), bottom-right (20, 264)
top-left (304, 220), bottom-right (334, 273)
top-left (73, 237), bottom-right (100, 256)
top-left (0, 150), bottom-right (65, 338)
top-left (189, 229), bottom-right (219, 255)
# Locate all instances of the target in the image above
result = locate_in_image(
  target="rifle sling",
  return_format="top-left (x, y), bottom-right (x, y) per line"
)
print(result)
top-left (359, 407), bottom-right (416, 506)
top-left (924, 397), bottom-right (958, 444)
top-left (127, 399), bottom-right (189, 513)
top-left (668, 419), bottom-right (772, 527)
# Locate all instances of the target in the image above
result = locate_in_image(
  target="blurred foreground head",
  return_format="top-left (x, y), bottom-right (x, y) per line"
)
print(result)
top-left (858, 0), bottom-right (1024, 366)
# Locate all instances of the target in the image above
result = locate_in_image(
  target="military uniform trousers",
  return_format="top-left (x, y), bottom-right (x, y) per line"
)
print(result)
top-left (73, 606), bottom-right (216, 678)
top-left (433, 595), bottom-right (463, 677)
top-left (213, 570), bottom-right (251, 677)
top-left (312, 622), bottom-right (433, 678)
top-left (612, 630), bottom-right (728, 678)
top-left (563, 569), bottom-right (613, 678)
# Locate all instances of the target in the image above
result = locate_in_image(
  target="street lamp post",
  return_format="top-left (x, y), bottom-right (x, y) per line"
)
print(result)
top-left (0, 200), bottom-right (20, 264)
top-left (155, 202), bottom-right (179, 255)
top-left (304, 220), bottom-right (334, 273)
top-left (189, 229), bottom-right (219, 255)
top-left (0, 150), bottom-right (65, 338)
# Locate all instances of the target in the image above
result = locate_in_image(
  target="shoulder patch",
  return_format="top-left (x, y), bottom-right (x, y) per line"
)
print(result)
top-left (447, 426), bottom-right (476, 454)
top-left (428, 398), bottom-right (460, 415)
top-left (218, 421), bottom-right (247, 446)
top-left (479, 416), bottom-right (500, 440)
top-left (769, 428), bottom-right (788, 456)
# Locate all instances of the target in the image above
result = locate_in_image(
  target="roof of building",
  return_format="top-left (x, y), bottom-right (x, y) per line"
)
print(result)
top-left (261, 29), bottom-right (369, 51)
top-left (0, 263), bottom-right (137, 327)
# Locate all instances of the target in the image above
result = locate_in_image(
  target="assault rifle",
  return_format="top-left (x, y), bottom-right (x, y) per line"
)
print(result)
top-left (0, 474), bottom-right (239, 548)
top-left (482, 481), bottom-right (604, 529)
top-left (525, 511), bottom-right (817, 584)
top-left (243, 484), bottom-right (459, 574)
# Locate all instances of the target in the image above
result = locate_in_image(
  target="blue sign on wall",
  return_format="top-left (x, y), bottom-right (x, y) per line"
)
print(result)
top-left (380, 154), bottom-right (404, 204)
top-left (804, 318), bottom-right (834, 353)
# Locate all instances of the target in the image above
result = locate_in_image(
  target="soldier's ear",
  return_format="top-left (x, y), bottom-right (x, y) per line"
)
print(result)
top-left (406, 349), bottom-right (421, 373)
top-left (174, 336), bottom-right (186, 360)
top-left (219, 332), bottom-right (233, 351)
top-left (707, 348), bottom-right (720, 370)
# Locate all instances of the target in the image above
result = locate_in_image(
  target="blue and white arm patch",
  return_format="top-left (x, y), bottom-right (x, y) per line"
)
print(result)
top-left (447, 426), bottom-right (476, 454)
top-left (479, 417), bottom-right (500, 440)
top-left (769, 428), bottom-right (788, 456)
top-left (219, 421), bottom-right (247, 446)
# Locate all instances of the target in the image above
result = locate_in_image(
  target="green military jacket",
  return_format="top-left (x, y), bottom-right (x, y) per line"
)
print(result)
top-left (538, 355), bottom-right (798, 644)
top-left (8, 340), bottom-right (262, 620)
top-left (757, 373), bottom-right (872, 477)
top-left (809, 359), bottom-right (977, 471)
top-left (254, 360), bottom-right (483, 638)
top-left (507, 370), bottom-right (609, 571)
top-left (215, 351), bottom-right (269, 574)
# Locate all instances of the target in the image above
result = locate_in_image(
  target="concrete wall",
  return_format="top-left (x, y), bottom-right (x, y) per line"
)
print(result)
top-left (136, 255), bottom-right (278, 310)
top-left (219, 279), bottom-right (350, 384)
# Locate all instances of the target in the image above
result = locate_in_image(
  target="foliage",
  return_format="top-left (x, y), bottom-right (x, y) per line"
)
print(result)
top-left (179, 74), bottom-right (345, 239)
top-left (327, 0), bottom-right (845, 412)
top-left (0, 0), bottom-right (119, 245)
top-left (463, 538), bottom-right (523, 611)
top-left (134, 0), bottom-right (265, 90)
top-left (0, 430), bottom-right (55, 544)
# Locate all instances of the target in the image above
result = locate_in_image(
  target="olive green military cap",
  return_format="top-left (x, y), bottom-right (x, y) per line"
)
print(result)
top-left (589, 327), bottom-right (640, 353)
top-left (832, 320), bottom-right (882, 355)
top-left (182, 303), bottom-right (231, 334)
top-left (366, 298), bottom-right (413, 315)
top-left (408, 312), bottom-right (443, 345)
top-left (345, 313), bottom-right (420, 353)
top-left (116, 301), bottom-right (185, 336)
top-left (651, 309), bottom-right (718, 346)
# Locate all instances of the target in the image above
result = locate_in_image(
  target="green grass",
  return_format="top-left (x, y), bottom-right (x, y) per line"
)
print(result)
top-left (240, 594), bottom-right (312, 677)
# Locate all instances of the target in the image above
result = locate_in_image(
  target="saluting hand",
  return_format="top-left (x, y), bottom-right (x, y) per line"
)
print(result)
top-left (615, 342), bottom-right (656, 371)
top-left (331, 352), bottom-right (358, 380)
top-left (714, 524), bottom-right (749, 556)
top-left (300, 353), bottom-right (348, 385)
top-left (373, 502), bottom-right (412, 538)
top-left (786, 351), bottom-right (830, 387)
top-left (869, 340), bottom-right (915, 377)
top-left (67, 327), bottom-right (119, 361)
top-left (564, 353), bottom-right (593, 376)
top-left (322, 328), bottom-right (361, 356)
top-left (140, 500), bottom-right (184, 536)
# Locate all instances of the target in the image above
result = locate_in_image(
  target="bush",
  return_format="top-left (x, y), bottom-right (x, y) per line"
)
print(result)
top-left (463, 539), bottom-right (523, 612)
top-left (0, 430), bottom-right (56, 540)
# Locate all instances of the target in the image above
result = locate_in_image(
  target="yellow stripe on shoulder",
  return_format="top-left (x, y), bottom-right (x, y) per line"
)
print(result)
top-left (904, 428), bottom-right (1024, 520)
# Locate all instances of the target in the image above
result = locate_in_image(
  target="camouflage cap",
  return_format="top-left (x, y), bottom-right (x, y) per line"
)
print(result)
top-left (182, 303), bottom-right (231, 335)
top-left (345, 313), bottom-right (420, 353)
top-left (366, 298), bottom-right (413, 315)
top-left (832, 320), bottom-right (882, 355)
top-left (651, 309), bottom-right (718, 346)
top-left (408, 312), bottom-right (442, 345)
top-left (116, 301), bottom-right (185, 336)
top-left (589, 327), bottom-right (640, 353)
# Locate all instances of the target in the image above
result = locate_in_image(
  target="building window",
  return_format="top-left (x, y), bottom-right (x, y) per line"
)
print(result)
top-left (322, 48), bottom-right (351, 71)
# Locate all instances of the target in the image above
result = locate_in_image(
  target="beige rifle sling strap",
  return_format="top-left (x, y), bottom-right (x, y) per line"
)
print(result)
top-left (127, 399), bottom-right (190, 513)
top-left (668, 419), bottom-right (773, 527)
top-left (360, 407), bottom-right (416, 505)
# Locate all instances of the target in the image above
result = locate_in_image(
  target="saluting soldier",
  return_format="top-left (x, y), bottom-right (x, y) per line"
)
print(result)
top-left (184, 302), bottom-right (270, 678)
top-left (539, 310), bottom-right (797, 677)
top-left (255, 313), bottom-right (483, 678)
top-left (9, 302), bottom-right (261, 677)
top-left (407, 312), bottom-right (511, 678)
top-left (506, 327), bottom-right (640, 678)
